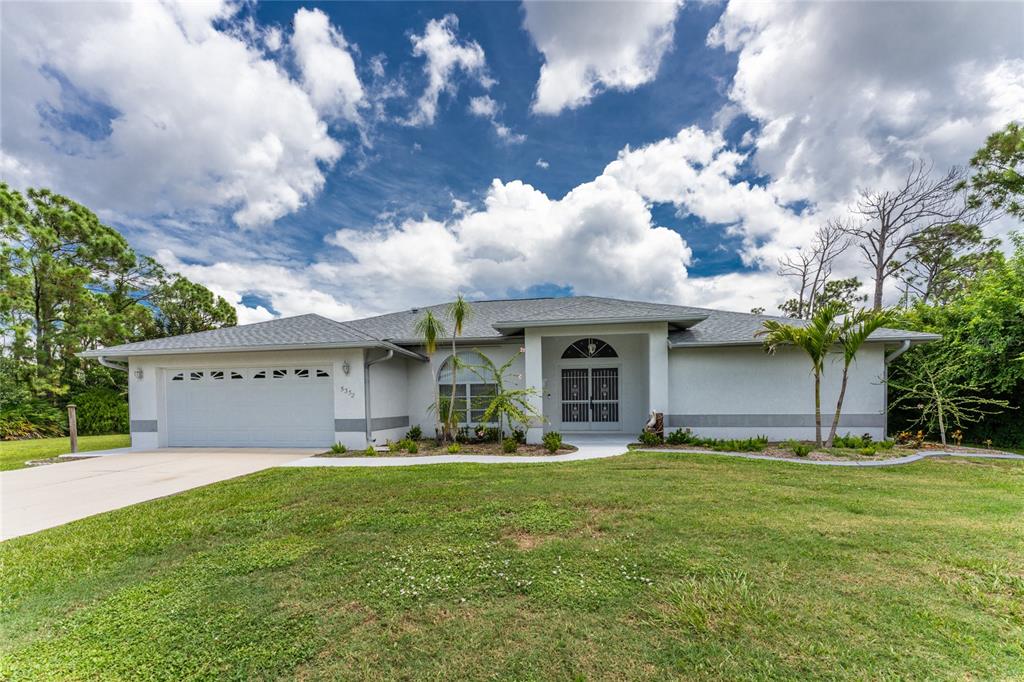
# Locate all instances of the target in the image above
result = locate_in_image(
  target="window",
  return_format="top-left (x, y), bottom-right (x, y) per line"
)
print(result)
top-left (437, 352), bottom-right (498, 425)
top-left (316, 369), bottom-right (330, 378)
top-left (210, 370), bottom-right (224, 380)
top-left (230, 371), bottom-right (243, 380)
top-left (561, 338), bottom-right (617, 359)
top-left (294, 368), bottom-right (309, 378)
top-left (253, 370), bottom-right (266, 379)
top-left (272, 369), bottom-right (287, 379)
top-left (190, 371), bottom-right (204, 381)
top-left (171, 372), bottom-right (184, 381)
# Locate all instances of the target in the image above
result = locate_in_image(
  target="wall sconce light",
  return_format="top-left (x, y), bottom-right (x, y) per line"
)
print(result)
top-left (342, 360), bottom-right (351, 375)
top-left (134, 368), bottom-right (144, 380)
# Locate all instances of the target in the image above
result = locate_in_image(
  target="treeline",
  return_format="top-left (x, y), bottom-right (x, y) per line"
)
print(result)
top-left (763, 122), bottom-right (1023, 447)
top-left (1, 185), bottom-right (236, 439)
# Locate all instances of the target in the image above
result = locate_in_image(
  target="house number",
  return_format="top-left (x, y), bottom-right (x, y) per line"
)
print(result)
top-left (339, 386), bottom-right (356, 398)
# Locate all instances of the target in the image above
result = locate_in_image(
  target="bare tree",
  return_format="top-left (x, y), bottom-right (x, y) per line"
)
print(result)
top-left (843, 162), bottom-right (993, 310)
top-left (777, 220), bottom-right (850, 318)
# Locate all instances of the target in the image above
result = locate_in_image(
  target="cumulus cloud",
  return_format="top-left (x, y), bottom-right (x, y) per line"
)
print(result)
top-left (708, 1), bottom-right (1024, 206)
top-left (536, 158), bottom-right (550, 169)
top-left (468, 96), bottom-right (526, 144)
top-left (290, 7), bottom-right (364, 122)
top-left (524, 0), bottom-right (681, 115)
top-left (406, 15), bottom-right (493, 126)
top-left (0, 1), bottom-right (343, 229)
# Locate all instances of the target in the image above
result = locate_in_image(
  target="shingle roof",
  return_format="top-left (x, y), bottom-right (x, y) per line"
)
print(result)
top-left (79, 314), bottom-right (420, 359)
top-left (667, 309), bottom-right (942, 347)
top-left (81, 296), bottom-right (940, 359)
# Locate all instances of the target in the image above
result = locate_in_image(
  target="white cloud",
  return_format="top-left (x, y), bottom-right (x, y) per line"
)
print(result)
top-left (406, 14), bottom-right (493, 126)
top-left (310, 126), bottom-right (814, 314)
top-left (290, 8), bottom-right (364, 122)
top-left (524, 0), bottom-right (681, 115)
top-left (708, 1), bottom-right (1024, 207)
top-left (468, 96), bottom-right (526, 144)
top-left (536, 158), bottom-right (550, 169)
top-left (154, 249), bottom-right (357, 325)
top-left (0, 0), bottom-right (342, 229)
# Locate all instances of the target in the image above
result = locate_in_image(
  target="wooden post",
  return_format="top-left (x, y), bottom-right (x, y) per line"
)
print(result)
top-left (67, 404), bottom-right (78, 454)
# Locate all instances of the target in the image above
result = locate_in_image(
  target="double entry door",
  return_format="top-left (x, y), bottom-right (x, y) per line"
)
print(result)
top-left (560, 367), bottom-right (620, 430)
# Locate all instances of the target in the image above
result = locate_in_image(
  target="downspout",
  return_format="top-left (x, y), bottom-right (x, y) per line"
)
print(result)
top-left (363, 349), bottom-right (395, 445)
top-left (98, 356), bottom-right (129, 372)
top-left (882, 340), bottom-right (912, 438)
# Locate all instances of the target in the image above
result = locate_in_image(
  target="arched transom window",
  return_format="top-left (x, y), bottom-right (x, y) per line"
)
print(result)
top-left (437, 351), bottom-right (497, 425)
top-left (561, 338), bottom-right (618, 359)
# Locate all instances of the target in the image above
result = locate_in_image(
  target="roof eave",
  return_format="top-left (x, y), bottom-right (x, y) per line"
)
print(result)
top-left (668, 334), bottom-right (942, 349)
top-left (79, 339), bottom-right (426, 361)
top-left (492, 314), bottom-right (708, 331)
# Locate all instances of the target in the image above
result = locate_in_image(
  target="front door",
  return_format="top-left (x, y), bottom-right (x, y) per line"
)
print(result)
top-left (560, 367), bottom-right (620, 431)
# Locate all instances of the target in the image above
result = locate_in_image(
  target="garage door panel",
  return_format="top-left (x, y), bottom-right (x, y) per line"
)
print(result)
top-left (166, 366), bottom-right (334, 447)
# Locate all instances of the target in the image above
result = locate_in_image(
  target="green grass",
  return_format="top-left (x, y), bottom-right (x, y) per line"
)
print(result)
top-left (0, 434), bottom-right (131, 472)
top-left (1, 452), bottom-right (1022, 680)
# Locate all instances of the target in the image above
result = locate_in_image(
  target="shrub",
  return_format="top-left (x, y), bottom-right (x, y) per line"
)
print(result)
top-left (666, 428), bottom-right (698, 446)
top-left (477, 426), bottom-right (502, 442)
top-left (859, 446), bottom-right (877, 456)
top-left (792, 443), bottom-right (813, 457)
top-left (637, 431), bottom-right (663, 447)
top-left (406, 440), bottom-right (418, 454)
top-left (511, 428), bottom-right (527, 444)
top-left (364, 445), bottom-right (376, 456)
top-left (405, 425), bottom-right (422, 441)
top-left (0, 401), bottom-right (65, 440)
top-left (447, 443), bottom-right (461, 454)
top-left (878, 440), bottom-right (895, 450)
top-left (329, 442), bottom-right (347, 454)
top-left (542, 431), bottom-right (563, 453)
top-left (71, 387), bottom-right (128, 435)
top-left (387, 440), bottom-right (401, 452)
top-left (502, 437), bottom-right (518, 453)
top-left (833, 433), bottom-right (868, 449)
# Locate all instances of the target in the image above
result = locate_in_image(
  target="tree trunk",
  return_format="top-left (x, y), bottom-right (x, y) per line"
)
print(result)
top-left (447, 339), bottom-right (457, 444)
top-left (872, 262), bottom-right (885, 311)
top-left (814, 371), bottom-right (823, 447)
top-left (826, 366), bottom-right (850, 448)
top-left (936, 397), bottom-right (946, 446)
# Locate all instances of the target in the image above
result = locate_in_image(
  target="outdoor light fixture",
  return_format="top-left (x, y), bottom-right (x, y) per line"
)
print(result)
top-left (342, 360), bottom-right (351, 375)
top-left (588, 341), bottom-right (597, 356)
top-left (134, 368), bottom-right (144, 380)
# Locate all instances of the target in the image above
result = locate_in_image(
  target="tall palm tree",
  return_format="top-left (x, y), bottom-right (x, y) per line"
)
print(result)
top-left (444, 295), bottom-right (472, 442)
top-left (825, 308), bottom-right (895, 447)
top-left (757, 301), bottom-right (846, 447)
top-left (414, 310), bottom-right (446, 441)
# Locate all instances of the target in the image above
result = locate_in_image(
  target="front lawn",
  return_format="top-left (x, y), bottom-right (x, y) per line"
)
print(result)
top-left (1, 452), bottom-right (1021, 680)
top-left (0, 434), bottom-right (131, 472)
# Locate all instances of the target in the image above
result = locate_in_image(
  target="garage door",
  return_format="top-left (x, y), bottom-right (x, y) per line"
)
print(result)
top-left (166, 366), bottom-right (334, 447)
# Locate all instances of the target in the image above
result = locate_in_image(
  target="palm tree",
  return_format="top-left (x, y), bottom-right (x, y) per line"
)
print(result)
top-left (757, 301), bottom-right (846, 447)
top-left (465, 349), bottom-right (543, 439)
top-left (825, 308), bottom-right (895, 447)
top-left (444, 295), bottom-right (472, 442)
top-left (414, 310), bottom-right (446, 441)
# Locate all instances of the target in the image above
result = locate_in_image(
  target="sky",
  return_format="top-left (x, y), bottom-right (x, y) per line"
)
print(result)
top-left (1, 0), bottom-right (1022, 323)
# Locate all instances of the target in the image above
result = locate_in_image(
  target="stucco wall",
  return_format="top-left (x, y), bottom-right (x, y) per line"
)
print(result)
top-left (406, 342), bottom-right (525, 438)
top-left (667, 343), bottom-right (887, 440)
top-left (126, 348), bottom-right (366, 450)
top-left (367, 353), bottom-right (410, 444)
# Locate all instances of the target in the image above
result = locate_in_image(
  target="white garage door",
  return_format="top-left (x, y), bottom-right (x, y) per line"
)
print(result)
top-left (166, 366), bottom-right (334, 447)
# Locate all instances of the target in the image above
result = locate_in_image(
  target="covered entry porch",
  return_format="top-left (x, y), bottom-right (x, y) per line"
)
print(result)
top-left (522, 322), bottom-right (669, 442)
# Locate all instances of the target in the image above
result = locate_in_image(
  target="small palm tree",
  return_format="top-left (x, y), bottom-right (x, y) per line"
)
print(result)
top-left (465, 349), bottom-right (543, 439)
top-left (414, 310), bottom-right (446, 441)
top-left (825, 308), bottom-right (895, 447)
top-left (757, 301), bottom-right (846, 447)
top-left (444, 295), bottom-right (472, 442)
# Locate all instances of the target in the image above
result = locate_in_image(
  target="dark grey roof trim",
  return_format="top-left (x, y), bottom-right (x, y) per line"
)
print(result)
top-left (82, 340), bottom-right (424, 361)
top-left (493, 314), bottom-right (707, 331)
top-left (669, 334), bottom-right (942, 349)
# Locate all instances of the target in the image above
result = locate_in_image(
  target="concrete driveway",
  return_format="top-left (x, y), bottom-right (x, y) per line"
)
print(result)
top-left (1, 448), bottom-right (316, 541)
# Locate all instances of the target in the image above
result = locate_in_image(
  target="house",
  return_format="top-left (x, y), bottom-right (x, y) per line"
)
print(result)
top-left (80, 296), bottom-right (939, 449)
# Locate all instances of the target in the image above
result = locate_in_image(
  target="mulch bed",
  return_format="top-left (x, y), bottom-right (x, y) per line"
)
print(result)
top-left (316, 440), bottom-right (578, 458)
top-left (630, 441), bottom-right (1018, 462)
top-left (24, 455), bottom-right (98, 467)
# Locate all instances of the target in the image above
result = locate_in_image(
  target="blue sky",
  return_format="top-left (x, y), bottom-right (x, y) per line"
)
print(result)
top-left (2, 1), bottom-right (1021, 322)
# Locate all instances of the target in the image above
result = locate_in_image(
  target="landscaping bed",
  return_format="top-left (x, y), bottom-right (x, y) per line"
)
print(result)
top-left (317, 439), bottom-right (578, 458)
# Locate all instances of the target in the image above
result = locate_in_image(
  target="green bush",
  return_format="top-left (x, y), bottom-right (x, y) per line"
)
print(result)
top-left (446, 443), bottom-right (461, 454)
top-left (666, 428), bottom-right (698, 446)
top-left (0, 401), bottom-right (65, 440)
top-left (542, 431), bottom-right (563, 453)
top-left (792, 443), bottom-right (813, 457)
top-left (637, 430), bottom-right (663, 447)
top-left (878, 440), bottom-right (895, 450)
top-left (329, 442), bottom-right (347, 454)
top-left (662, 429), bottom-right (768, 452)
top-left (364, 445), bottom-right (376, 456)
top-left (405, 425), bottom-right (422, 441)
top-left (859, 446), bottom-right (877, 456)
top-left (502, 437), bottom-right (518, 453)
top-left (833, 433), bottom-right (868, 449)
top-left (406, 440), bottom-right (418, 454)
top-left (71, 387), bottom-right (128, 435)
top-left (387, 439), bottom-right (401, 452)
top-left (511, 428), bottom-right (527, 444)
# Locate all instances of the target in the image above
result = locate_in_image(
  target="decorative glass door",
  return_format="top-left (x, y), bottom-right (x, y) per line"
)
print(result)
top-left (560, 367), bottom-right (620, 430)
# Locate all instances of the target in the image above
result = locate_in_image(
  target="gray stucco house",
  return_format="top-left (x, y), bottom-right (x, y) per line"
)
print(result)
top-left (81, 296), bottom-right (938, 449)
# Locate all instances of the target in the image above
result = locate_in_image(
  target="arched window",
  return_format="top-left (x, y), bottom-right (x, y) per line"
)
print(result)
top-left (561, 337), bottom-right (618, 359)
top-left (437, 351), bottom-right (497, 425)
